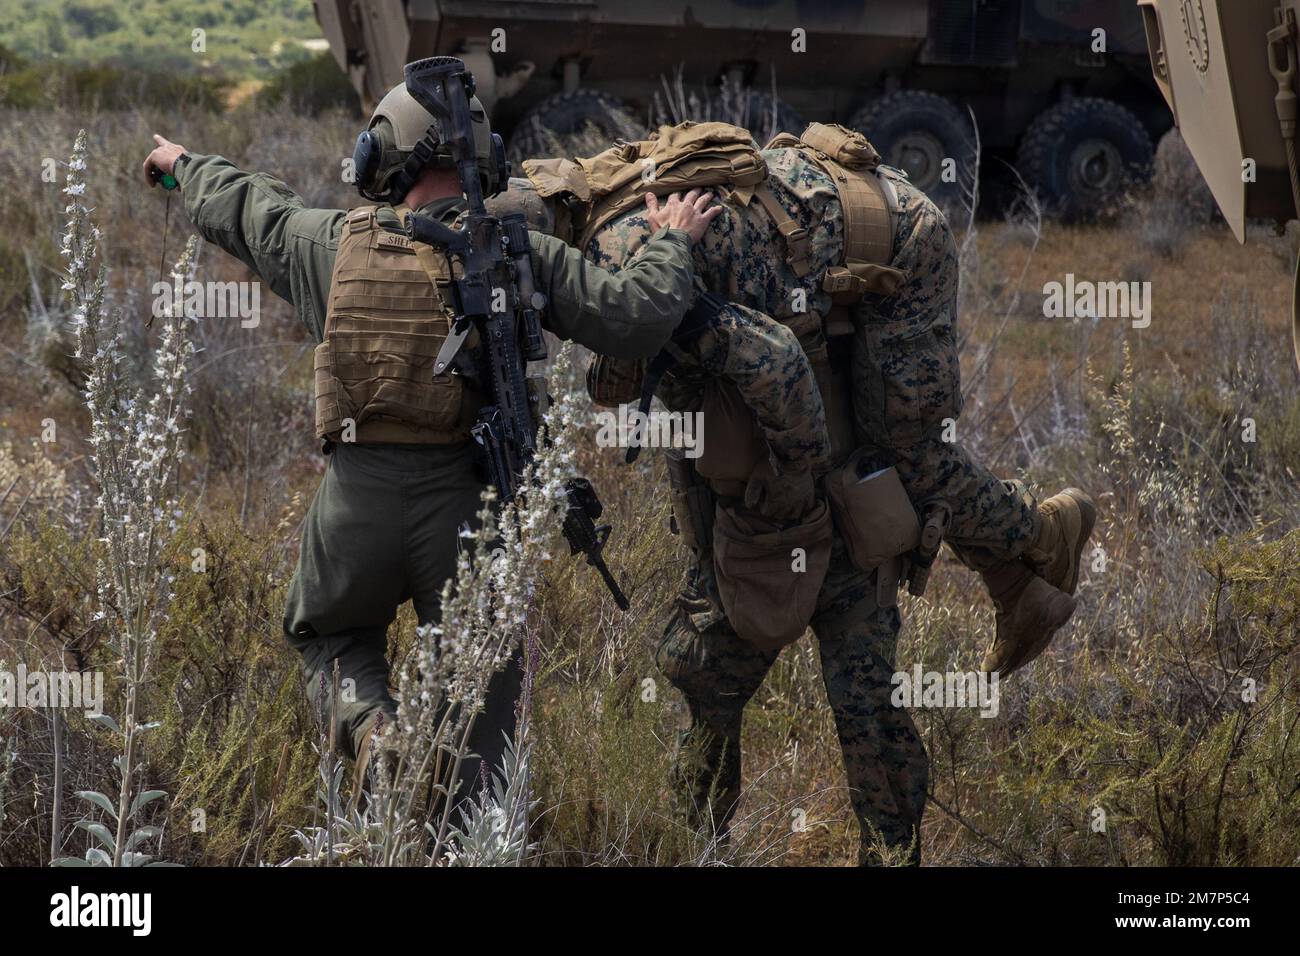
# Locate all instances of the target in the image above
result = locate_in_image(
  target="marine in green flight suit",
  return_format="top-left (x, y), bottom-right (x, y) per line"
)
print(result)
top-left (141, 75), bottom-right (721, 799)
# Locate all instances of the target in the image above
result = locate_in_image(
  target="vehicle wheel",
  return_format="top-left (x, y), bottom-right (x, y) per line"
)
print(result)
top-left (509, 89), bottom-right (642, 161)
top-left (1016, 97), bottom-right (1154, 221)
top-left (849, 90), bottom-right (973, 210)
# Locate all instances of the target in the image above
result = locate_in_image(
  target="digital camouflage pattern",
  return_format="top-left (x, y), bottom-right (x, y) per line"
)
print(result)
top-left (586, 146), bottom-right (1039, 561)
top-left (847, 161), bottom-right (1040, 571)
top-left (584, 144), bottom-right (1042, 862)
top-left (657, 528), bottom-right (926, 865)
top-left (673, 302), bottom-right (833, 479)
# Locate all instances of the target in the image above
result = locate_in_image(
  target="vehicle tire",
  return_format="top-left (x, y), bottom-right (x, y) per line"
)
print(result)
top-left (1016, 97), bottom-right (1154, 222)
top-left (509, 89), bottom-right (642, 161)
top-left (849, 90), bottom-right (973, 210)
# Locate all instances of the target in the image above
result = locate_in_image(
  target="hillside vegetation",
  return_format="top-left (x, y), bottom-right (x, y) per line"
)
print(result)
top-left (0, 0), bottom-right (320, 77)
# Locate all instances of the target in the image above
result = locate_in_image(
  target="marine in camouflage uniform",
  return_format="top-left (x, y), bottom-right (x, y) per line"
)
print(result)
top-left (586, 147), bottom-right (1040, 568)
top-left (568, 133), bottom-right (1093, 863)
top-left (572, 154), bottom-right (928, 864)
top-left (143, 80), bottom-right (706, 804)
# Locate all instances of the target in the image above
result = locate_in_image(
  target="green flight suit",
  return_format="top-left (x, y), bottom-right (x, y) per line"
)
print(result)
top-left (172, 153), bottom-right (698, 784)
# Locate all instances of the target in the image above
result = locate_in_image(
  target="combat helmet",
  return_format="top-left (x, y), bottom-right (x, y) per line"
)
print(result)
top-left (352, 79), bottom-right (505, 203)
top-left (484, 177), bottom-right (560, 236)
top-left (483, 157), bottom-right (597, 245)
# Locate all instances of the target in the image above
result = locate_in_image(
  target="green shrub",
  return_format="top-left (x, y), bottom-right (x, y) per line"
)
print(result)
top-left (0, 45), bottom-right (229, 110)
top-left (255, 50), bottom-right (359, 117)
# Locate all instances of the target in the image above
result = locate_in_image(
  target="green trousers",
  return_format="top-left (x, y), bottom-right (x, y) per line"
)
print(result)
top-left (283, 441), bottom-right (523, 798)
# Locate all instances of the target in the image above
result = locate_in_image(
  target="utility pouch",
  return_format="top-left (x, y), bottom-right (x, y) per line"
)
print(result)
top-left (712, 499), bottom-right (832, 651)
top-left (824, 452), bottom-right (920, 573)
top-left (665, 448), bottom-right (715, 553)
top-left (797, 122), bottom-right (882, 170)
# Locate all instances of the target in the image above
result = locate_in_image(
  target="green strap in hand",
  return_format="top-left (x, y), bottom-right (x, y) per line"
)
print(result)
top-left (151, 167), bottom-right (178, 190)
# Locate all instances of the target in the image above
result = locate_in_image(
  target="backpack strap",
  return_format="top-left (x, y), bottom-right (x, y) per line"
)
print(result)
top-left (752, 183), bottom-right (813, 278)
top-left (834, 158), bottom-right (895, 271)
top-left (782, 123), bottom-right (907, 302)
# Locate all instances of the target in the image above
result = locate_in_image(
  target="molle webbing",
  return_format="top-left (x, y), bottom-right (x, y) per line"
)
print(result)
top-left (314, 205), bottom-right (477, 445)
top-left (798, 122), bottom-right (895, 268)
top-left (764, 123), bottom-right (904, 304)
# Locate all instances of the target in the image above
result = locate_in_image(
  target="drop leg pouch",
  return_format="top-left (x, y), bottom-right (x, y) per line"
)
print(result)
top-left (712, 499), bottom-right (833, 652)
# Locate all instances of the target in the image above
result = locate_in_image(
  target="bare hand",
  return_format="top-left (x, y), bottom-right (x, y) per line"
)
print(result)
top-left (143, 133), bottom-right (188, 187)
top-left (644, 189), bottom-right (723, 244)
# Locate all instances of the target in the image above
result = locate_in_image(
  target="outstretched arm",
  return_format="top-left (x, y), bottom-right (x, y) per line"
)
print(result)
top-left (143, 134), bottom-right (342, 339)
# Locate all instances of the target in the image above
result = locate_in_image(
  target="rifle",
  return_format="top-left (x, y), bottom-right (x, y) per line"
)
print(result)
top-left (398, 56), bottom-right (630, 610)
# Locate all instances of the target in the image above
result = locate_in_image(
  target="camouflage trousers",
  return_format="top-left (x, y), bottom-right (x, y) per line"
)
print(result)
top-left (856, 324), bottom-right (1040, 571)
top-left (849, 172), bottom-right (1039, 571)
top-left (656, 534), bottom-right (928, 866)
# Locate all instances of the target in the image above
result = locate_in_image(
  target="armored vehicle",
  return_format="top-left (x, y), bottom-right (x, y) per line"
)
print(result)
top-left (314, 0), bottom-right (1169, 216)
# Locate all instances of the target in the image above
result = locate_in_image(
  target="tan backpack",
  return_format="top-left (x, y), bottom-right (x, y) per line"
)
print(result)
top-left (525, 120), bottom-right (903, 303)
top-left (523, 120), bottom-right (769, 252)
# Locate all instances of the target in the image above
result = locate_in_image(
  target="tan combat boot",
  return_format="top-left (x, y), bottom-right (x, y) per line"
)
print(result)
top-left (979, 488), bottom-right (1097, 675)
top-left (979, 561), bottom-right (1077, 675)
top-left (348, 713), bottom-right (395, 813)
top-left (1023, 488), bottom-right (1097, 595)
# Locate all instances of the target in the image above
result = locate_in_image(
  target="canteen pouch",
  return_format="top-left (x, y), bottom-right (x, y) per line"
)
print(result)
top-left (712, 499), bottom-right (832, 651)
top-left (825, 454), bottom-right (920, 572)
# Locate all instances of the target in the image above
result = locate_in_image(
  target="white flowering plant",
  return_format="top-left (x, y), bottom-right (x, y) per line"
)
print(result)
top-left (52, 131), bottom-right (198, 867)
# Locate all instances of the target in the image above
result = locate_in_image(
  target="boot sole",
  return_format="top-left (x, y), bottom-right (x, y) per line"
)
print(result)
top-left (1003, 590), bottom-right (1078, 673)
top-left (982, 584), bottom-right (1079, 676)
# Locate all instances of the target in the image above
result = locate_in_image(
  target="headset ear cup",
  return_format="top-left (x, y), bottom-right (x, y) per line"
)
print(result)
top-left (489, 133), bottom-right (509, 196)
top-left (352, 130), bottom-right (380, 193)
